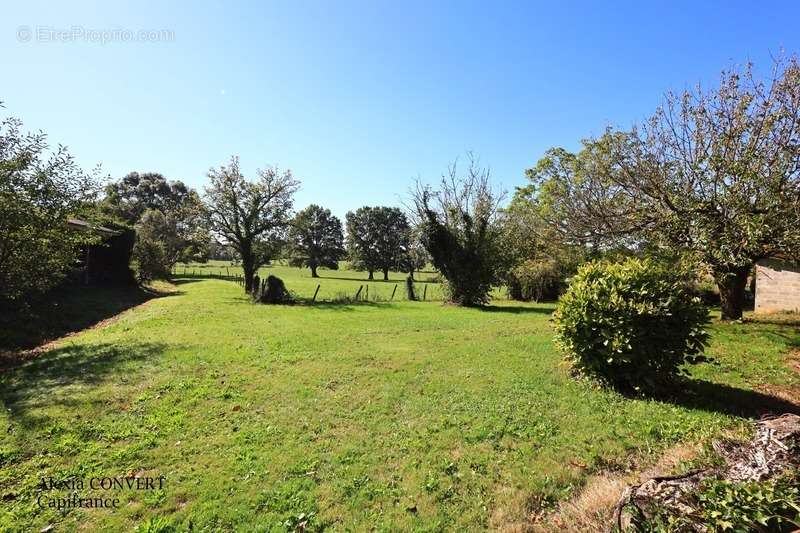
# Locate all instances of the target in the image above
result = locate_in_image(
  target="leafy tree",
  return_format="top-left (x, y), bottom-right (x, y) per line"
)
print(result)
top-left (411, 153), bottom-right (506, 306)
top-left (345, 206), bottom-right (410, 280)
top-left (525, 58), bottom-right (800, 319)
top-left (613, 59), bottom-right (800, 319)
top-left (103, 171), bottom-right (207, 264)
top-left (501, 168), bottom-right (588, 301)
top-left (0, 105), bottom-right (100, 301)
top-left (103, 172), bottom-right (199, 224)
top-left (204, 156), bottom-right (299, 292)
top-left (288, 204), bottom-right (345, 278)
top-left (345, 207), bottom-right (381, 279)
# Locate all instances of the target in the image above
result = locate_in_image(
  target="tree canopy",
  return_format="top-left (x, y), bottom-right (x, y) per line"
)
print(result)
top-left (345, 206), bottom-right (410, 280)
top-left (288, 204), bottom-right (345, 278)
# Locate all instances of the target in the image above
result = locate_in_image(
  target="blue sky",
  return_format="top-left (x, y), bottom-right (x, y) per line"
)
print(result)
top-left (3, 1), bottom-right (800, 218)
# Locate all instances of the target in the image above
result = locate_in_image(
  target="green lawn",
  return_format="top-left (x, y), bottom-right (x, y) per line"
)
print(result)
top-left (1, 264), bottom-right (798, 532)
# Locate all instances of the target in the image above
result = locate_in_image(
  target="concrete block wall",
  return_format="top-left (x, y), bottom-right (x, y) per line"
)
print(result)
top-left (755, 258), bottom-right (800, 313)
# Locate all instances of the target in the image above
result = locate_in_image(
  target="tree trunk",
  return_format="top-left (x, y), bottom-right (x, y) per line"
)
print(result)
top-left (368, 271), bottom-right (374, 280)
top-left (311, 264), bottom-right (318, 278)
top-left (715, 266), bottom-right (751, 320)
top-left (242, 261), bottom-right (255, 293)
top-left (383, 268), bottom-right (389, 281)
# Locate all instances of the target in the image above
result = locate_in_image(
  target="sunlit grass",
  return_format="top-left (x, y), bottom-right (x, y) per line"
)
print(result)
top-left (0, 268), bottom-right (797, 531)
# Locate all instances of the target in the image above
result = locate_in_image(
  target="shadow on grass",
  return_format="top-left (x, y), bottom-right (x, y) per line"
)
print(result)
top-left (306, 274), bottom-right (441, 284)
top-left (649, 378), bottom-right (800, 419)
top-left (0, 341), bottom-right (167, 429)
top-left (170, 277), bottom-right (209, 285)
top-left (479, 305), bottom-right (555, 315)
top-left (0, 284), bottom-right (177, 354)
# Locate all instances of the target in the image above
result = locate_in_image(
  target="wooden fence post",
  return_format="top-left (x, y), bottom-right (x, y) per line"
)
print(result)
top-left (354, 285), bottom-right (363, 301)
top-left (312, 284), bottom-right (321, 302)
top-left (390, 284), bottom-right (397, 300)
top-left (423, 285), bottom-right (427, 301)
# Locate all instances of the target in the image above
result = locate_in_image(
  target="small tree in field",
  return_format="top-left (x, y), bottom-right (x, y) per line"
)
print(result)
top-left (204, 157), bottom-right (299, 293)
top-left (346, 206), bottom-right (410, 280)
top-left (132, 209), bottom-right (181, 280)
top-left (411, 153), bottom-right (506, 306)
top-left (288, 205), bottom-right (345, 278)
top-left (345, 207), bottom-right (381, 279)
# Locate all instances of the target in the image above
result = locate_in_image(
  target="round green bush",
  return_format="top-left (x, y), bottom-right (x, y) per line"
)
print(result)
top-left (553, 258), bottom-right (710, 391)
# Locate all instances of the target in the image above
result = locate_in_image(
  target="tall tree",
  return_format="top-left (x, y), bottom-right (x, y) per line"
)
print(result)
top-left (103, 171), bottom-right (207, 265)
top-left (610, 59), bottom-right (800, 320)
top-left (204, 157), bottom-right (299, 292)
top-left (345, 207), bottom-right (381, 279)
top-left (0, 104), bottom-right (100, 301)
top-left (288, 205), bottom-right (345, 278)
top-left (526, 58), bottom-right (800, 319)
top-left (346, 206), bottom-right (410, 280)
top-left (411, 153), bottom-right (506, 306)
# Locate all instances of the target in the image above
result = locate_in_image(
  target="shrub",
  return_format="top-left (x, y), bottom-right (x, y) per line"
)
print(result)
top-left (411, 154), bottom-right (505, 306)
top-left (133, 237), bottom-right (169, 281)
top-left (507, 258), bottom-right (567, 302)
top-left (553, 258), bottom-right (710, 391)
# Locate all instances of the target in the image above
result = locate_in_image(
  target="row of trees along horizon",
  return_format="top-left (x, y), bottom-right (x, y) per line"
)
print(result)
top-left (2, 56), bottom-right (800, 320)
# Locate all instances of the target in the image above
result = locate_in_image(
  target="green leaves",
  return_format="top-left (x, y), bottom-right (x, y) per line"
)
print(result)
top-left (553, 257), bottom-right (711, 392)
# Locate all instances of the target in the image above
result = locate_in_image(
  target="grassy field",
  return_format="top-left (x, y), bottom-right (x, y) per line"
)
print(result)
top-left (1, 264), bottom-right (798, 532)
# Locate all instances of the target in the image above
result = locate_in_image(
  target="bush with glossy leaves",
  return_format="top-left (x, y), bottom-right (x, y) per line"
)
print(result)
top-left (553, 258), bottom-right (710, 392)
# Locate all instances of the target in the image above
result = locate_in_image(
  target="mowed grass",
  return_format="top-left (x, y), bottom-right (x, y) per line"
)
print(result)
top-left (1, 265), bottom-right (799, 532)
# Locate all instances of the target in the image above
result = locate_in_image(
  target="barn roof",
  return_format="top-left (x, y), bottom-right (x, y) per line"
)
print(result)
top-left (67, 217), bottom-right (120, 237)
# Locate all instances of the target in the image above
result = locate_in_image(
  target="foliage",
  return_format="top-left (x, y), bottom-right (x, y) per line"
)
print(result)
top-left (0, 106), bottom-right (101, 301)
top-left (103, 171), bottom-right (200, 224)
top-left (553, 258), bottom-right (711, 391)
top-left (204, 156), bottom-right (299, 292)
top-left (507, 258), bottom-right (567, 302)
top-left (411, 153), bottom-right (506, 306)
top-left (132, 210), bottom-right (178, 280)
top-left (527, 57), bottom-right (800, 320)
top-left (694, 473), bottom-right (800, 532)
top-left (632, 470), bottom-right (800, 531)
top-left (288, 205), bottom-right (345, 277)
top-left (345, 206), bottom-right (410, 280)
top-left (103, 171), bottom-right (209, 264)
top-left (499, 193), bottom-right (585, 302)
top-left (133, 238), bottom-right (169, 281)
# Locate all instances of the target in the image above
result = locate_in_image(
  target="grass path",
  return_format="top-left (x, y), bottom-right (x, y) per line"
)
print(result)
top-left (1, 274), bottom-right (798, 532)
